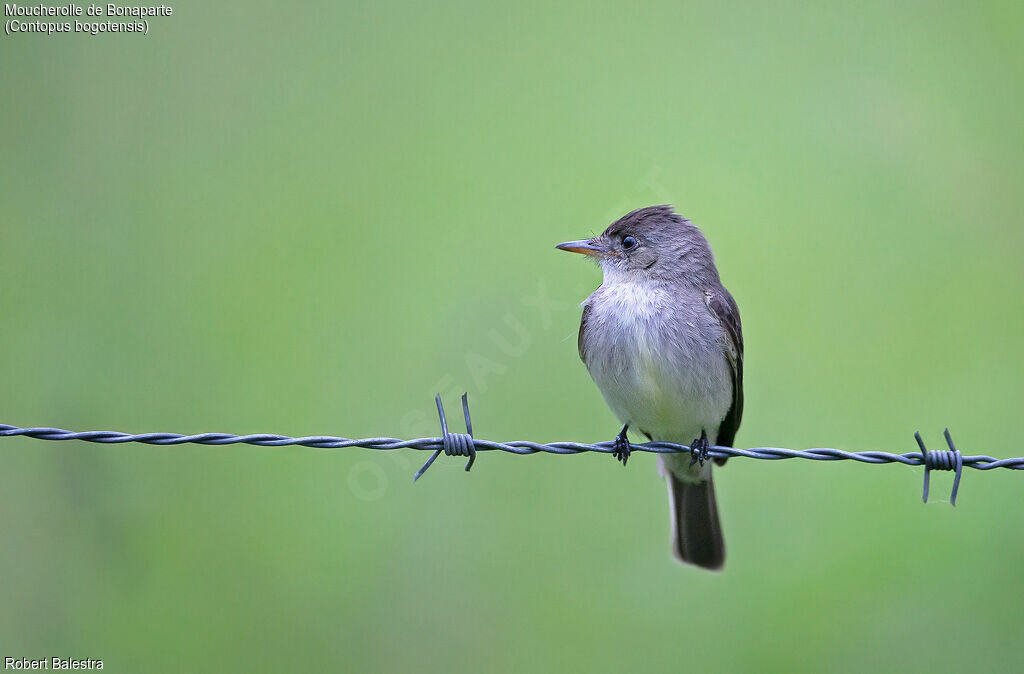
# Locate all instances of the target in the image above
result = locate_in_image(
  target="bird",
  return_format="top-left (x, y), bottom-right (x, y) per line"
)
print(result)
top-left (556, 205), bottom-right (743, 570)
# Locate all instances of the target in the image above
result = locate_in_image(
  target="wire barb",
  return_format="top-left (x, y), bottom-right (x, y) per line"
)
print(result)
top-left (915, 429), bottom-right (964, 505)
top-left (413, 393), bottom-right (476, 482)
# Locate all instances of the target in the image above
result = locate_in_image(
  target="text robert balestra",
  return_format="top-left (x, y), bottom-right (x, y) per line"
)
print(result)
top-left (4, 657), bottom-right (103, 670)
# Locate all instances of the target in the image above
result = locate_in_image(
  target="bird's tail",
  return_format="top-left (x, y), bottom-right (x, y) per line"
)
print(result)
top-left (666, 470), bottom-right (725, 570)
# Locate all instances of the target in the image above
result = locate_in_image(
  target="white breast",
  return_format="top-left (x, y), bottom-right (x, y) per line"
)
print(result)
top-left (581, 280), bottom-right (733, 447)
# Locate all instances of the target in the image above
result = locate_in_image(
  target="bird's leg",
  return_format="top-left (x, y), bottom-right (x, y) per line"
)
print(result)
top-left (612, 424), bottom-right (631, 466)
top-left (689, 429), bottom-right (710, 467)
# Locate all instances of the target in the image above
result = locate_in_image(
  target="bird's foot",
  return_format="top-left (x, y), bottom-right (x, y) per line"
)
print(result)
top-left (612, 425), bottom-right (631, 466)
top-left (689, 429), bottom-right (710, 467)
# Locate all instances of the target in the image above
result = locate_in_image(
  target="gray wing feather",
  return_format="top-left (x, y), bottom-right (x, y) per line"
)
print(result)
top-left (706, 285), bottom-right (744, 448)
top-left (578, 302), bottom-right (592, 364)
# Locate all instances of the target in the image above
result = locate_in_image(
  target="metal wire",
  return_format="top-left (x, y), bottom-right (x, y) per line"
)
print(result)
top-left (2, 394), bottom-right (1021, 505)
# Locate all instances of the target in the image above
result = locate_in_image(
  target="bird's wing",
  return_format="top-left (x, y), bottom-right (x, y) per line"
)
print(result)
top-left (577, 301), bottom-right (592, 364)
top-left (705, 285), bottom-right (744, 448)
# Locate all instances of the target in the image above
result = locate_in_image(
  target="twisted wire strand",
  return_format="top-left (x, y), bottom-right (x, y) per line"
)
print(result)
top-left (1, 425), bottom-right (1020, 469)
top-left (2, 393), bottom-right (1021, 508)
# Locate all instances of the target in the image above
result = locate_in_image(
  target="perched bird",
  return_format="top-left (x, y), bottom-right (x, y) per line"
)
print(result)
top-left (557, 205), bottom-right (743, 570)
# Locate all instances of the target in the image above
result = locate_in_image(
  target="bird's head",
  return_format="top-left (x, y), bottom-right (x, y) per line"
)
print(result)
top-left (556, 205), bottom-right (719, 286)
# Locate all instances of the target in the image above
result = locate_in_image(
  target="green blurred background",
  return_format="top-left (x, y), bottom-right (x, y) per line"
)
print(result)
top-left (2, 1), bottom-right (1022, 671)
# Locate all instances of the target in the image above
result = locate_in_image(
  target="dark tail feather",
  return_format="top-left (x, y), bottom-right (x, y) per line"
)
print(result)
top-left (667, 471), bottom-right (725, 570)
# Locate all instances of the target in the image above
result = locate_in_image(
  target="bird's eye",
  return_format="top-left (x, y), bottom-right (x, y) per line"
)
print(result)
top-left (622, 235), bottom-right (637, 250)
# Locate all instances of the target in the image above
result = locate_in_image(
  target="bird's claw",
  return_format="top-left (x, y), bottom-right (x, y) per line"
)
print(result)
top-left (612, 425), bottom-right (631, 466)
top-left (689, 430), bottom-right (710, 467)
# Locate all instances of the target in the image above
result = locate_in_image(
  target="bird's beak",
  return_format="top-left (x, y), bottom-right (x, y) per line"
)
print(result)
top-left (555, 239), bottom-right (608, 258)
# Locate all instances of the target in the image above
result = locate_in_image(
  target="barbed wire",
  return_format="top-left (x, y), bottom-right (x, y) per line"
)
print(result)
top-left (2, 394), bottom-right (1021, 505)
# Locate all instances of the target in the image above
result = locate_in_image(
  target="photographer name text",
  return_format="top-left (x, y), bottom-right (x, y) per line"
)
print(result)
top-left (4, 658), bottom-right (102, 670)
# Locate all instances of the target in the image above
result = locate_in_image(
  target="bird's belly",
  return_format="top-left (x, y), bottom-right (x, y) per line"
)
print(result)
top-left (593, 350), bottom-right (723, 443)
top-left (584, 301), bottom-right (732, 445)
